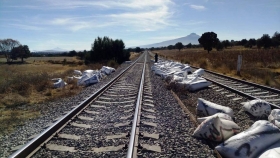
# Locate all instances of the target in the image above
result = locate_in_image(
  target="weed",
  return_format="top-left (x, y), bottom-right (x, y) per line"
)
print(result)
top-left (199, 59), bottom-right (207, 68)
top-left (107, 60), bottom-right (119, 68)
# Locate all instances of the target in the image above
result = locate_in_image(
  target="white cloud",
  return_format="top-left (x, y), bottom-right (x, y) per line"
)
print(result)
top-left (8, 24), bottom-right (44, 31)
top-left (108, 5), bottom-right (173, 31)
top-left (19, 0), bottom-right (173, 10)
top-left (149, 35), bottom-right (183, 40)
top-left (6, 0), bottom-right (175, 32)
top-left (190, 5), bottom-right (206, 10)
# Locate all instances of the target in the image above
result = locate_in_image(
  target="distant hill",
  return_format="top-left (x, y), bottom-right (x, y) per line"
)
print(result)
top-left (138, 33), bottom-right (200, 48)
top-left (33, 47), bottom-right (68, 54)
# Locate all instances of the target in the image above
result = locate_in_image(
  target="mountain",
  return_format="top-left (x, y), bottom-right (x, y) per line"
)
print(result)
top-left (33, 47), bottom-right (68, 53)
top-left (138, 33), bottom-right (200, 48)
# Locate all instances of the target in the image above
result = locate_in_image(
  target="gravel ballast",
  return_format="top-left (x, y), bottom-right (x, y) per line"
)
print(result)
top-left (0, 61), bottom-right (133, 157)
top-left (2, 53), bottom-right (262, 157)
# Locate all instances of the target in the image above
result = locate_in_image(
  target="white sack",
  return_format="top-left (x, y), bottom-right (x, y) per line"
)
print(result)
top-left (181, 66), bottom-right (192, 73)
top-left (268, 109), bottom-right (280, 121)
top-left (243, 99), bottom-right (271, 118)
top-left (259, 141), bottom-right (280, 158)
top-left (215, 120), bottom-right (280, 158)
top-left (84, 74), bottom-right (99, 85)
top-left (52, 78), bottom-right (66, 88)
top-left (174, 76), bottom-right (200, 89)
top-left (197, 113), bottom-right (233, 123)
top-left (196, 98), bottom-right (234, 117)
top-left (193, 68), bottom-right (205, 76)
top-left (171, 75), bottom-right (184, 82)
top-left (77, 70), bottom-right (97, 86)
top-left (74, 70), bottom-right (82, 76)
top-left (187, 80), bottom-right (212, 91)
top-left (154, 69), bottom-right (167, 76)
top-left (268, 109), bottom-right (280, 128)
top-left (193, 116), bottom-right (240, 142)
top-left (101, 66), bottom-right (115, 75)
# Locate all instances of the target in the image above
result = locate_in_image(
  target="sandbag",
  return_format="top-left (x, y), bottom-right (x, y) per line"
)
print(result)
top-left (74, 70), bottom-right (82, 76)
top-left (268, 109), bottom-right (280, 121)
top-left (101, 66), bottom-right (115, 75)
top-left (84, 74), bottom-right (99, 86)
top-left (173, 76), bottom-right (200, 90)
top-left (193, 68), bottom-right (205, 76)
top-left (52, 78), bottom-right (66, 88)
top-left (243, 99), bottom-right (271, 118)
top-left (181, 66), bottom-right (192, 73)
top-left (268, 109), bottom-right (280, 128)
top-left (77, 70), bottom-right (97, 86)
top-left (171, 75), bottom-right (184, 82)
top-left (193, 116), bottom-right (240, 142)
top-left (197, 113), bottom-right (233, 123)
top-left (187, 80), bottom-right (212, 91)
top-left (196, 98), bottom-right (234, 117)
top-left (259, 141), bottom-right (280, 158)
top-left (215, 120), bottom-right (280, 158)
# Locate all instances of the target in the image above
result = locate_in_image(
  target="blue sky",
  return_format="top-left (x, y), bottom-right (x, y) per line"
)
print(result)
top-left (0, 0), bottom-right (279, 51)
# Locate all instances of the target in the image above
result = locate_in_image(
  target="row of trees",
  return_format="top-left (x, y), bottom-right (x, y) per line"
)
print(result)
top-left (0, 39), bottom-right (31, 63)
top-left (198, 32), bottom-right (280, 53)
top-left (149, 31), bottom-right (280, 53)
top-left (88, 36), bottom-right (130, 64)
top-left (0, 37), bottom-right (129, 64)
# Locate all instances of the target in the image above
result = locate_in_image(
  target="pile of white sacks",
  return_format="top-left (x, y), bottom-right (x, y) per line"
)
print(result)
top-left (151, 60), bottom-right (211, 91)
top-left (52, 66), bottom-right (115, 88)
top-left (193, 98), bottom-right (280, 158)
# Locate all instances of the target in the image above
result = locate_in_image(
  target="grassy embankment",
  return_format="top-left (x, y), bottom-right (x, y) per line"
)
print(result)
top-left (0, 53), bottom-right (140, 136)
top-left (153, 46), bottom-right (280, 89)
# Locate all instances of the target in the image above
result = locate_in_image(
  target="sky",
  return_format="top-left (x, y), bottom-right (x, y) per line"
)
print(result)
top-left (0, 0), bottom-right (279, 51)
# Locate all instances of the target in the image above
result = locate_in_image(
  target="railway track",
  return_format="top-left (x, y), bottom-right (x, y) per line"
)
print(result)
top-left (4, 52), bottom-right (217, 158)
top-left (191, 66), bottom-right (280, 109)
top-left (149, 52), bottom-right (280, 143)
top-left (11, 51), bottom-right (279, 157)
top-left (9, 52), bottom-right (160, 157)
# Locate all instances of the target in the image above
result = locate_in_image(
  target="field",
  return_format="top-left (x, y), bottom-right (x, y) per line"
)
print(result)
top-left (153, 47), bottom-right (280, 89)
top-left (0, 53), bottom-right (139, 135)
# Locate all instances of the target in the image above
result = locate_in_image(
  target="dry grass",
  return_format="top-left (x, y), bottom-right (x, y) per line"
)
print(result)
top-left (130, 52), bottom-right (141, 60)
top-left (0, 56), bottom-right (121, 135)
top-left (154, 47), bottom-right (280, 89)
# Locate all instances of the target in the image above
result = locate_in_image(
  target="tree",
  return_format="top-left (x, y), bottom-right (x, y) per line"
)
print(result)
top-left (260, 34), bottom-right (272, 49)
top-left (240, 39), bottom-right (248, 46)
top-left (186, 43), bottom-right (192, 48)
top-left (272, 32), bottom-right (280, 48)
top-left (256, 38), bottom-right (262, 49)
top-left (216, 40), bottom-right (224, 51)
top-left (68, 50), bottom-right (77, 57)
top-left (0, 39), bottom-right (20, 63)
top-left (222, 40), bottom-right (230, 48)
top-left (135, 47), bottom-right (141, 53)
top-left (167, 45), bottom-right (174, 50)
top-left (175, 42), bottom-right (183, 51)
top-left (247, 38), bottom-right (256, 48)
top-left (10, 45), bottom-right (31, 62)
top-left (90, 36), bottom-right (129, 64)
top-left (198, 32), bottom-right (219, 53)
top-left (230, 40), bottom-right (235, 47)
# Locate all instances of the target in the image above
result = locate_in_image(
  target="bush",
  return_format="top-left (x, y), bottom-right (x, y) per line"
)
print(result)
top-left (107, 60), bottom-right (119, 68)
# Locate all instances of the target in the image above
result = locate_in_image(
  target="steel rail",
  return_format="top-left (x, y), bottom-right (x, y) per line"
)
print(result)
top-left (126, 53), bottom-right (146, 158)
top-left (191, 66), bottom-right (280, 94)
top-left (9, 53), bottom-right (146, 158)
top-left (204, 76), bottom-right (280, 109)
